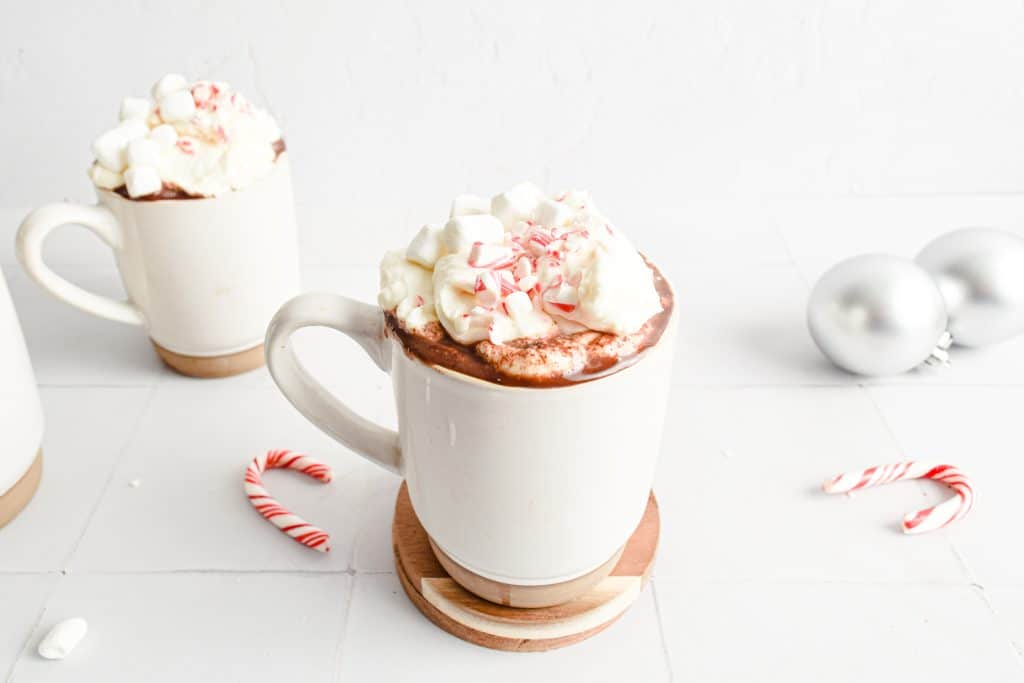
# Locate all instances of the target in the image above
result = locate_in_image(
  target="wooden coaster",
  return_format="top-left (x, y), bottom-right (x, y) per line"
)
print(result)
top-left (393, 483), bottom-right (659, 652)
top-left (0, 450), bottom-right (42, 529)
top-left (152, 341), bottom-right (265, 378)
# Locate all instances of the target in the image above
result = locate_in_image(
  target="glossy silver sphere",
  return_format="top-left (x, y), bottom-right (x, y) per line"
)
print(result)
top-left (807, 254), bottom-right (948, 376)
top-left (916, 227), bottom-right (1024, 347)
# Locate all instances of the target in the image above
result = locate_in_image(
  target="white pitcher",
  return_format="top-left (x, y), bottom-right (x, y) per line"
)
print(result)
top-left (0, 265), bottom-right (44, 527)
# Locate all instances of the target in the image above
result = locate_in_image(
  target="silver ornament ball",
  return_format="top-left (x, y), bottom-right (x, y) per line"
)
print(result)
top-left (916, 227), bottom-right (1024, 347)
top-left (807, 254), bottom-right (948, 376)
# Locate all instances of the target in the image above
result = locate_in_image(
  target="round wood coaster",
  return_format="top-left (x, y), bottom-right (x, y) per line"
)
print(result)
top-left (152, 341), bottom-right (265, 378)
top-left (0, 450), bottom-right (42, 529)
top-left (392, 482), bottom-right (659, 652)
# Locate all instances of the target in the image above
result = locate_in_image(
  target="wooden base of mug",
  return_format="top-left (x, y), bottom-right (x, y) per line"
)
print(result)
top-left (392, 482), bottom-right (659, 652)
top-left (152, 341), bottom-right (265, 378)
top-left (428, 537), bottom-right (625, 609)
top-left (0, 450), bottom-right (42, 529)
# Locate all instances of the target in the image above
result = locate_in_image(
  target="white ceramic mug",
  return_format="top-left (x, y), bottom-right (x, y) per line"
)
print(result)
top-left (266, 283), bottom-right (677, 589)
top-left (0, 265), bottom-right (44, 527)
top-left (16, 157), bottom-right (301, 375)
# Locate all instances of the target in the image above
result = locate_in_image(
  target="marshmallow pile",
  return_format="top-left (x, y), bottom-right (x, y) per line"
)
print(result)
top-left (89, 74), bottom-right (282, 198)
top-left (379, 183), bottom-right (663, 346)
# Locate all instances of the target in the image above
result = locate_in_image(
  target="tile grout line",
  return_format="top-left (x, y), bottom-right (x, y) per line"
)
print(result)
top-left (4, 573), bottom-right (63, 683)
top-left (57, 383), bottom-right (160, 569)
top-left (969, 584), bottom-right (1024, 667)
top-left (860, 387), bottom-right (978, 582)
top-left (332, 572), bottom-right (359, 683)
top-left (0, 568), bottom-right (396, 576)
top-left (858, 387), bottom-right (1024, 668)
top-left (649, 580), bottom-right (676, 683)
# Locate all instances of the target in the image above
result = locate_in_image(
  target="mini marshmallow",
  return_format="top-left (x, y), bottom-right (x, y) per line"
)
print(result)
top-left (442, 214), bottom-right (504, 254)
top-left (517, 274), bottom-right (538, 292)
top-left (124, 166), bottom-right (162, 198)
top-left (534, 198), bottom-right (573, 228)
top-left (119, 96), bottom-right (151, 121)
top-left (88, 163), bottom-right (124, 190)
top-left (159, 89), bottom-right (196, 122)
top-left (151, 73), bottom-right (189, 100)
top-left (474, 272), bottom-right (500, 307)
top-left (406, 224), bottom-right (446, 268)
top-left (514, 256), bottom-right (532, 280)
top-left (37, 617), bottom-right (88, 660)
top-left (467, 242), bottom-right (515, 268)
top-left (491, 182), bottom-right (544, 230)
top-left (91, 120), bottom-right (148, 172)
top-left (504, 291), bottom-right (533, 319)
top-left (126, 138), bottom-right (162, 168)
top-left (449, 194), bottom-right (491, 218)
top-left (148, 124), bottom-right (178, 146)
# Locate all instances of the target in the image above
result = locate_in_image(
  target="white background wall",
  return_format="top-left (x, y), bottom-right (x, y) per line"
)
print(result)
top-left (3, 0), bottom-right (1024, 263)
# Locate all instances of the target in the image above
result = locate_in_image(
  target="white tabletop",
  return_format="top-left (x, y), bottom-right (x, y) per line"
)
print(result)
top-left (2, 199), bottom-right (1023, 682)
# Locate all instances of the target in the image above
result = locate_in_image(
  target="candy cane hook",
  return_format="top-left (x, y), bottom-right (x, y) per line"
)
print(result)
top-left (823, 461), bottom-right (974, 534)
top-left (245, 449), bottom-right (333, 552)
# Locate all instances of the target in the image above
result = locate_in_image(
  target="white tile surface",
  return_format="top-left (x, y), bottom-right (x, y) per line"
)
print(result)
top-left (7, 573), bottom-right (351, 682)
top-left (656, 581), bottom-right (1022, 683)
top-left (654, 387), bottom-right (966, 582)
top-left (3, 266), bottom-right (164, 387)
top-left (987, 586), bottom-right (1024, 658)
top-left (0, 387), bottom-right (151, 572)
top-left (0, 575), bottom-right (57, 680)
top-left (4, 197), bottom-right (1024, 679)
top-left (69, 376), bottom-right (386, 572)
top-left (671, 264), bottom-right (856, 386)
top-left (339, 573), bottom-right (671, 682)
top-left (868, 387), bottom-right (1024, 586)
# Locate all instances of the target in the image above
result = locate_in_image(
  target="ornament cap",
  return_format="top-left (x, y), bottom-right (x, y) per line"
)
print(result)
top-left (924, 331), bottom-right (953, 368)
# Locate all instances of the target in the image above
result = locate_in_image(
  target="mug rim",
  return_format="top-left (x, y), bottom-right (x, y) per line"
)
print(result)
top-left (390, 271), bottom-right (678, 393)
top-left (93, 153), bottom-right (290, 206)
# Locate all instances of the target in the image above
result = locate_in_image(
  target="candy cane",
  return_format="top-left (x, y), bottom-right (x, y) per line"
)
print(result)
top-left (823, 462), bottom-right (974, 534)
top-left (244, 449), bottom-right (333, 552)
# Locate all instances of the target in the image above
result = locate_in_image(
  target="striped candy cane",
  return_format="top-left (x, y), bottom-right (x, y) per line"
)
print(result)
top-left (244, 449), bottom-right (334, 552)
top-left (823, 462), bottom-right (974, 534)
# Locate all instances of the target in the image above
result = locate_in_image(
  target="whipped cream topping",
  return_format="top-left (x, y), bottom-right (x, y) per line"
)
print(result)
top-left (379, 183), bottom-right (663, 346)
top-left (89, 74), bottom-right (282, 198)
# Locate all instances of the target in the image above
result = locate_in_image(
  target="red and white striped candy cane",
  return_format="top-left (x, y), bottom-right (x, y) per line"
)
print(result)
top-left (823, 461), bottom-right (974, 534)
top-left (244, 449), bottom-right (333, 552)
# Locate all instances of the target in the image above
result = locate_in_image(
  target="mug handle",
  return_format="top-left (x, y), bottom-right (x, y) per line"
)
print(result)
top-left (16, 203), bottom-right (145, 325)
top-left (265, 292), bottom-right (402, 475)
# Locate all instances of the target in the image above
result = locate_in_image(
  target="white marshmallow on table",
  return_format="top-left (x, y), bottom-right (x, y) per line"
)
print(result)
top-left (443, 214), bottom-right (504, 254)
top-left (159, 89), bottom-right (196, 122)
top-left (125, 138), bottom-right (162, 168)
top-left (88, 163), bottom-right (124, 190)
top-left (148, 124), bottom-right (178, 146)
top-left (406, 224), bottom-right (446, 268)
top-left (491, 182), bottom-right (544, 230)
top-left (151, 73), bottom-right (189, 100)
top-left (119, 96), bottom-right (151, 121)
top-left (124, 166), bottom-right (162, 198)
top-left (449, 194), bottom-right (491, 218)
top-left (534, 198), bottom-right (573, 228)
top-left (91, 120), bottom-right (149, 172)
top-left (37, 617), bottom-right (88, 660)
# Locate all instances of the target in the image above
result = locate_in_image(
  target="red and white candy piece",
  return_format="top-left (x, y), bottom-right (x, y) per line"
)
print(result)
top-left (244, 449), bottom-right (333, 552)
top-left (823, 461), bottom-right (974, 534)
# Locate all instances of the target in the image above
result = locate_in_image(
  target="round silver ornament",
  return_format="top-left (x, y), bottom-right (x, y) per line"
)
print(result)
top-left (916, 227), bottom-right (1024, 347)
top-left (807, 254), bottom-right (949, 376)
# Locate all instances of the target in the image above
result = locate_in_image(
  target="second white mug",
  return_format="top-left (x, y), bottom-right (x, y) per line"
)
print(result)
top-left (16, 156), bottom-right (301, 377)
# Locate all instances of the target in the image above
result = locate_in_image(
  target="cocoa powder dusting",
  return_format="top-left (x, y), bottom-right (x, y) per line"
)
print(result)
top-left (385, 260), bottom-right (674, 388)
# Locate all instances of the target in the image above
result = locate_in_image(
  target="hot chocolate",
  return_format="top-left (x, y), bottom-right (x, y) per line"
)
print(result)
top-left (89, 74), bottom-right (284, 200)
top-left (379, 183), bottom-right (674, 387)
